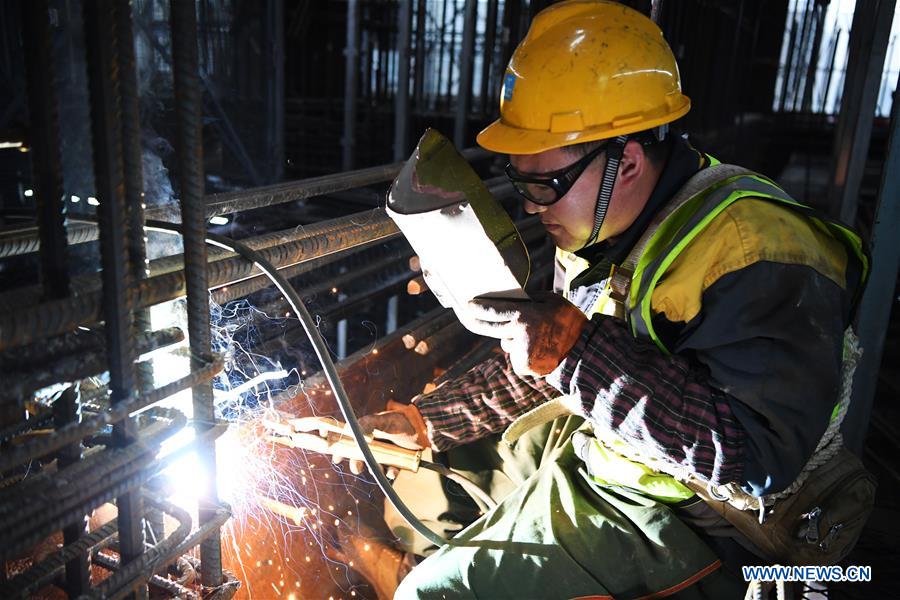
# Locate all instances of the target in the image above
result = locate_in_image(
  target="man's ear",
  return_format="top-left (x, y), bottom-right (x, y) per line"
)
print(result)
top-left (617, 139), bottom-right (646, 185)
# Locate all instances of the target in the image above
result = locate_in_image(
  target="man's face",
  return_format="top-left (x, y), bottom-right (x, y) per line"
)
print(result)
top-left (509, 144), bottom-right (648, 251)
top-left (509, 148), bottom-right (606, 252)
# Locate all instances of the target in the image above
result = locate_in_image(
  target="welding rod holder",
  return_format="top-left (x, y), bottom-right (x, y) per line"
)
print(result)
top-left (266, 417), bottom-right (422, 472)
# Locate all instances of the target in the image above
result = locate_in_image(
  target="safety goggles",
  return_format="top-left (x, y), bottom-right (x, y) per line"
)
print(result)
top-left (504, 141), bottom-right (608, 206)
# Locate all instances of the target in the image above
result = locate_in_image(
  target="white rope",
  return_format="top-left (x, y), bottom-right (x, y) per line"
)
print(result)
top-left (763, 327), bottom-right (860, 504)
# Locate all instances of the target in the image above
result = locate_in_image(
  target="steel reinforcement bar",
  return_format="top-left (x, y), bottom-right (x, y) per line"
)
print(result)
top-left (0, 209), bottom-right (398, 351)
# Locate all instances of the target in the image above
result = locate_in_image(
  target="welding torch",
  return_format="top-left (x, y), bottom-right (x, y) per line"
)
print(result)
top-left (265, 415), bottom-right (497, 510)
top-left (265, 416), bottom-right (422, 472)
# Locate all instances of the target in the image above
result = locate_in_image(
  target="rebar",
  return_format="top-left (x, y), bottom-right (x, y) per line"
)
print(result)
top-left (0, 210), bottom-right (399, 351)
top-left (148, 209), bottom-right (399, 277)
top-left (22, 5), bottom-right (83, 588)
top-left (209, 234), bottom-right (385, 305)
top-left (53, 386), bottom-right (91, 594)
top-left (194, 147), bottom-right (487, 219)
top-left (83, 0), bottom-right (145, 578)
top-left (90, 493), bottom-right (193, 600)
top-left (92, 552), bottom-right (199, 600)
top-left (256, 246), bottom-right (413, 317)
top-left (0, 445), bottom-right (155, 560)
top-left (0, 520), bottom-right (118, 598)
top-left (23, 0), bottom-right (71, 300)
top-left (0, 222), bottom-right (98, 258)
top-left (171, 0), bottom-right (223, 586)
top-left (0, 357), bottom-right (222, 473)
top-left (116, 0), bottom-right (155, 401)
top-left (3, 327), bottom-right (184, 400)
top-left (401, 308), bottom-right (455, 351)
top-left (0, 147), bottom-right (490, 259)
top-left (0, 327), bottom-right (103, 375)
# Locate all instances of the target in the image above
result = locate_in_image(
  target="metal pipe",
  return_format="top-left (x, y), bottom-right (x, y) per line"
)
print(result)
top-left (454, 0), bottom-right (477, 147)
top-left (342, 0), bottom-right (359, 170)
top-left (827, 0), bottom-right (897, 222)
top-left (480, 0), bottom-right (499, 115)
top-left (82, 0), bottom-right (145, 584)
top-left (395, 0), bottom-right (412, 161)
top-left (844, 75), bottom-right (900, 454)
top-left (413, 0), bottom-right (427, 106)
top-left (170, 0), bottom-right (223, 586)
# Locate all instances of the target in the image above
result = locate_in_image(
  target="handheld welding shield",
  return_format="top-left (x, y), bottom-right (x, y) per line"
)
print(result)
top-left (386, 129), bottom-right (531, 323)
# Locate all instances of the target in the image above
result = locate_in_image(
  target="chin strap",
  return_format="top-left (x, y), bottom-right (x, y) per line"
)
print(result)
top-left (583, 135), bottom-right (628, 249)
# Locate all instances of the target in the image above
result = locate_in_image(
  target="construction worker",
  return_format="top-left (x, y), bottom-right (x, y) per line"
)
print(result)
top-left (344, 1), bottom-right (871, 597)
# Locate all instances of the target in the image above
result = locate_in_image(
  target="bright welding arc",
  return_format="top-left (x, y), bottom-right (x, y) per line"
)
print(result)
top-left (144, 220), bottom-right (448, 548)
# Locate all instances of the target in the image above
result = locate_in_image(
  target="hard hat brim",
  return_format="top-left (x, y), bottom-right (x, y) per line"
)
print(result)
top-left (476, 98), bottom-right (690, 155)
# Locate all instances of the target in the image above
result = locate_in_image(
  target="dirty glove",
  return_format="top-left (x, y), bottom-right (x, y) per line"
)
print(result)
top-left (343, 400), bottom-right (429, 476)
top-left (466, 291), bottom-right (587, 377)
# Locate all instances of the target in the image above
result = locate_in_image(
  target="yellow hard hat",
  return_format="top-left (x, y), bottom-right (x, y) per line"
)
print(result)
top-left (477, 0), bottom-right (690, 155)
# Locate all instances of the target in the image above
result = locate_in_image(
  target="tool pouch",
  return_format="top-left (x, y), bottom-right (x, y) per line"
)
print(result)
top-left (688, 447), bottom-right (876, 566)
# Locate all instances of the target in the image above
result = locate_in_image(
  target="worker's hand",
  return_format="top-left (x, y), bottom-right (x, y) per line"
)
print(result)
top-left (467, 291), bottom-right (587, 377)
top-left (340, 400), bottom-right (428, 476)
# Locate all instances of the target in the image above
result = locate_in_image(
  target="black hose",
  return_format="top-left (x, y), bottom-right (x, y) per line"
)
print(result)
top-left (419, 460), bottom-right (497, 510)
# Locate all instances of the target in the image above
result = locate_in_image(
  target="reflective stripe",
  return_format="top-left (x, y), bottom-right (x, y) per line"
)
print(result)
top-left (560, 164), bottom-right (867, 504)
top-left (629, 174), bottom-right (868, 353)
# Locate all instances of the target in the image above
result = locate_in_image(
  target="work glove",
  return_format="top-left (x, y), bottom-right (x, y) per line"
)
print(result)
top-left (340, 400), bottom-right (429, 476)
top-left (465, 291), bottom-right (587, 377)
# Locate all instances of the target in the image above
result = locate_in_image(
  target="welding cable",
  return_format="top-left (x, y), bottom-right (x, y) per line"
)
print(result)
top-left (419, 459), bottom-right (497, 510)
top-left (143, 221), bottom-right (449, 547)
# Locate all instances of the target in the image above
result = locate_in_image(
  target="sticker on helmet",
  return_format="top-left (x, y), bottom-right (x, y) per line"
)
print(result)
top-left (503, 73), bottom-right (516, 101)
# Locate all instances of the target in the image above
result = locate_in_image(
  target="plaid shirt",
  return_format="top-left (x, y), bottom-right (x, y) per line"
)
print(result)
top-left (412, 314), bottom-right (745, 486)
